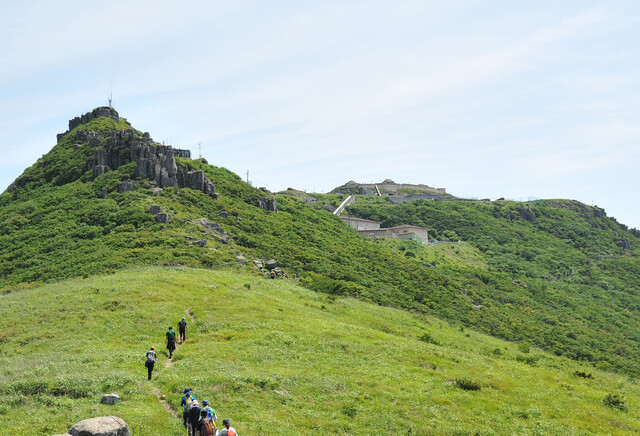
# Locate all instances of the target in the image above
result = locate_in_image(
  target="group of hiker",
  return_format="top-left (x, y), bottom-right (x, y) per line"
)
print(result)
top-left (145, 317), bottom-right (188, 380)
top-left (181, 387), bottom-right (238, 436)
top-left (144, 318), bottom-right (239, 435)
top-left (269, 269), bottom-right (299, 280)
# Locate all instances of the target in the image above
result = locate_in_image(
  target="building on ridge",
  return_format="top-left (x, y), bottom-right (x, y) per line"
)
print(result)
top-left (340, 217), bottom-right (428, 244)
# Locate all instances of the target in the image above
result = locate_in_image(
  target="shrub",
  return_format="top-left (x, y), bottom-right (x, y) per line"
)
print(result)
top-left (517, 342), bottom-right (530, 353)
top-left (573, 370), bottom-right (593, 379)
top-left (516, 354), bottom-right (540, 366)
top-left (455, 378), bottom-right (482, 391)
top-left (419, 333), bottom-right (439, 345)
top-left (603, 393), bottom-right (627, 411)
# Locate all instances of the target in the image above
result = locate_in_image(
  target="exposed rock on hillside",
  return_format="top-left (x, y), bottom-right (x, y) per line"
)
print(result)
top-left (195, 218), bottom-right (229, 243)
top-left (64, 107), bottom-right (218, 199)
top-left (258, 196), bottom-right (278, 212)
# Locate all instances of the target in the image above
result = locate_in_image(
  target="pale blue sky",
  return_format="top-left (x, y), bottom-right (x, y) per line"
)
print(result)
top-left (1, 1), bottom-right (639, 228)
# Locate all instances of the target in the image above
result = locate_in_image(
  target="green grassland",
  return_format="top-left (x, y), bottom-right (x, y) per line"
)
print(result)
top-left (0, 266), bottom-right (638, 435)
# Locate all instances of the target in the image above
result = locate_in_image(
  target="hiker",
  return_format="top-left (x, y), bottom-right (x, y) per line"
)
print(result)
top-left (180, 388), bottom-right (193, 428)
top-left (179, 317), bottom-right (188, 343)
top-left (188, 399), bottom-right (202, 436)
top-left (166, 326), bottom-right (176, 358)
top-left (197, 408), bottom-right (217, 436)
top-left (202, 399), bottom-right (218, 423)
top-left (216, 419), bottom-right (238, 436)
top-left (144, 346), bottom-right (158, 380)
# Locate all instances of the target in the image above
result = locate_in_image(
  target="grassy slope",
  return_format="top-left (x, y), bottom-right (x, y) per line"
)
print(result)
top-left (0, 266), bottom-right (638, 435)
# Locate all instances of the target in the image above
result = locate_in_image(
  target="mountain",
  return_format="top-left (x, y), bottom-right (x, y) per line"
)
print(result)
top-left (1, 108), bottom-right (640, 433)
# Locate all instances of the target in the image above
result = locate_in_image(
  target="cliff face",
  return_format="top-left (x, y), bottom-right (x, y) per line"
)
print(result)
top-left (67, 107), bottom-right (218, 199)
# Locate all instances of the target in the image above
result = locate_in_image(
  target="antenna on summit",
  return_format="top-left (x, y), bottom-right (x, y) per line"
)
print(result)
top-left (108, 83), bottom-right (113, 108)
top-left (198, 142), bottom-right (202, 159)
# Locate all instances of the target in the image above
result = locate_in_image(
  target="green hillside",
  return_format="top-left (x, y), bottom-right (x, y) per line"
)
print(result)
top-left (1, 108), bottom-right (640, 433)
top-left (1, 267), bottom-right (638, 435)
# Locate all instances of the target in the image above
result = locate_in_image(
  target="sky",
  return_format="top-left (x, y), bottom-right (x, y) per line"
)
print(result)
top-left (1, 1), bottom-right (639, 229)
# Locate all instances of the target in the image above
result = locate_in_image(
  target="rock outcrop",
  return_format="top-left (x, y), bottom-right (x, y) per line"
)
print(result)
top-left (133, 141), bottom-right (179, 188)
top-left (265, 259), bottom-right (278, 270)
top-left (69, 107), bottom-right (121, 132)
top-left (155, 213), bottom-right (172, 224)
top-left (258, 196), bottom-right (278, 212)
top-left (58, 108), bottom-right (218, 200)
top-left (195, 218), bottom-right (229, 244)
top-left (177, 167), bottom-right (218, 199)
top-left (67, 416), bottom-right (130, 436)
top-left (57, 107), bottom-right (123, 142)
top-left (116, 181), bottom-right (134, 193)
top-left (519, 208), bottom-right (536, 223)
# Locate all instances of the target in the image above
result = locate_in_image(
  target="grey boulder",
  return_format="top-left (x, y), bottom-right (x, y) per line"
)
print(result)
top-left (100, 394), bottom-right (121, 405)
top-left (68, 416), bottom-right (130, 436)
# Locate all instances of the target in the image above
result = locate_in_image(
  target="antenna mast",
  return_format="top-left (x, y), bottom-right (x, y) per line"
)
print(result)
top-left (198, 142), bottom-right (202, 159)
top-left (108, 83), bottom-right (113, 108)
top-left (246, 170), bottom-right (249, 184)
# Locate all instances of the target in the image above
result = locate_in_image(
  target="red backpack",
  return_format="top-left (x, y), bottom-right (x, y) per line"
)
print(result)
top-left (201, 418), bottom-right (215, 436)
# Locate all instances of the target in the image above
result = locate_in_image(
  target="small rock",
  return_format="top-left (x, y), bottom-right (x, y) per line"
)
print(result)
top-left (218, 211), bottom-right (229, 218)
top-left (155, 213), bottom-right (171, 224)
top-left (100, 393), bottom-right (121, 405)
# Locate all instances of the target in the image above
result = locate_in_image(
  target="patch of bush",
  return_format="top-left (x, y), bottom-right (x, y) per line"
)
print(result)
top-left (341, 404), bottom-right (358, 417)
top-left (573, 370), bottom-right (593, 379)
top-left (516, 354), bottom-right (540, 366)
top-left (419, 332), bottom-right (439, 345)
top-left (603, 393), bottom-right (627, 411)
top-left (455, 378), bottom-right (482, 391)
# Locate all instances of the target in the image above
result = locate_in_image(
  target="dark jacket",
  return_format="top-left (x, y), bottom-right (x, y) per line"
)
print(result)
top-left (189, 405), bottom-right (202, 426)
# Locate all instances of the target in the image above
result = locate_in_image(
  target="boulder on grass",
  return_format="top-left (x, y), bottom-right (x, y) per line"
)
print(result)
top-left (100, 394), bottom-right (121, 405)
top-left (68, 416), bottom-right (130, 436)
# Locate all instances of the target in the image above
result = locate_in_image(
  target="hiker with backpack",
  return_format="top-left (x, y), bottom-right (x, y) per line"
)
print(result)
top-left (216, 419), bottom-right (238, 436)
top-left (180, 388), bottom-right (193, 428)
top-left (144, 346), bottom-right (158, 380)
top-left (202, 399), bottom-right (217, 424)
top-left (188, 399), bottom-right (202, 436)
top-left (196, 408), bottom-right (217, 436)
top-left (166, 326), bottom-right (176, 358)
top-left (179, 317), bottom-right (188, 343)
